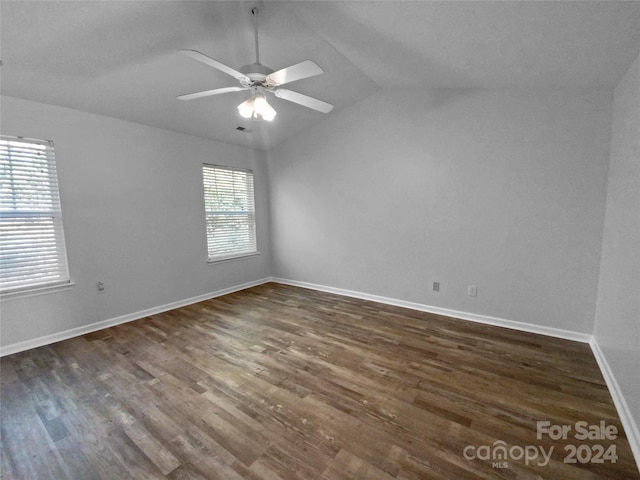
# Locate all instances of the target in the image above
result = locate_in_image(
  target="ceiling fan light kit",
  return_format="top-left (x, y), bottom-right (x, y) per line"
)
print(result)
top-left (178, 6), bottom-right (333, 122)
top-left (238, 86), bottom-right (277, 121)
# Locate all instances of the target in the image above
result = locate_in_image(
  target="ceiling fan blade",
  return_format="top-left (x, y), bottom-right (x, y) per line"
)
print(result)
top-left (177, 86), bottom-right (248, 101)
top-left (273, 89), bottom-right (333, 113)
top-left (180, 49), bottom-right (250, 84)
top-left (265, 60), bottom-right (323, 87)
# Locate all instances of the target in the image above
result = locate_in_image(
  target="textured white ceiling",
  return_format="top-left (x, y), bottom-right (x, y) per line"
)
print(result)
top-left (2, 1), bottom-right (639, 151)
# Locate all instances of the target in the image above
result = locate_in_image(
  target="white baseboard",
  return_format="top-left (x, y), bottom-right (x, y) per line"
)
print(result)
top-left (271, 277), bottom-right (592, 343)
top-left (590, 339), bottom-right (640, 473)
top-left (0, 277), bottom-right (272, 357)
top-left (2, 276), bottom-right (590, 356)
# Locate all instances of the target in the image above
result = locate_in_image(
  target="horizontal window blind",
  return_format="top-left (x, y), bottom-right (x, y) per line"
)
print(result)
top-left (0, 136), bottom-right (70, 293)
top-left (202, 164), bottom-right (257, 260)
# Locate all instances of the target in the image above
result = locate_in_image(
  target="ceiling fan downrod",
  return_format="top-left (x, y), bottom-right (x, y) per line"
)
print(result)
top-left (252, 7), bottom-right (260, 65)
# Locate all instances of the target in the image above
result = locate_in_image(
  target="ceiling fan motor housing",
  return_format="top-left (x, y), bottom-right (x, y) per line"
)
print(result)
top-left (240, 63), bottom-right (274, 86)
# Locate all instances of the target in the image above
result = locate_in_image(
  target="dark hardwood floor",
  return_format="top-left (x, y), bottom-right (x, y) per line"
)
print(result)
top-left (1, 282), bottom-right (638, 479)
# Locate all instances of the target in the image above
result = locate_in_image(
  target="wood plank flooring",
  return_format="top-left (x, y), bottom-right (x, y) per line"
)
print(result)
top-left (1, 282), bottom-right (638, 479)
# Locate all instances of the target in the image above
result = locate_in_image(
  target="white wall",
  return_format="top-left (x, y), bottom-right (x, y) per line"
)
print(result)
top-left (594, 52), bottom-right (640, 446)
top-left (0, 96), bottom-right (271, 349)
top-left (268, 88), bottom-right (613, 334)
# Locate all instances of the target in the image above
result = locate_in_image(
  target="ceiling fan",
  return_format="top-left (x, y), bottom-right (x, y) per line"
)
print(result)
top-left (177, 6), bottom-right (333, 121)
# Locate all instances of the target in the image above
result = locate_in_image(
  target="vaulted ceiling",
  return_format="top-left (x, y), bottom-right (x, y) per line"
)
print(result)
top-left (2, 1), bottom-right (640, 151)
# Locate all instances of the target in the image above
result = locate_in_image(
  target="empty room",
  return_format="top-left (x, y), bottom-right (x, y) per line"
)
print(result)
top-left (1, 1), bottom-right (639, 479)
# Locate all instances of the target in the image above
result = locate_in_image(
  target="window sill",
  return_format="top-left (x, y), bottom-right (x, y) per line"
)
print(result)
top-left (0, 281), bottom-right (76, 301)
top-left (207, 251), bottom-right (260, 265)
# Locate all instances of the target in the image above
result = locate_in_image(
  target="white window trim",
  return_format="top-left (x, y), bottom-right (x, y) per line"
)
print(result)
top-left (207, 251), bottom-right (260, 265)
top-left (0, 280), bottom-right (75, 301)
top-left (202, 164), bottom-right (258, 262)
top-left (0, 135), bottom-right (72, 294)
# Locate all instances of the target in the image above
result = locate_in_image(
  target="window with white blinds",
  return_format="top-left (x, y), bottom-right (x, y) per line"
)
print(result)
top-left (0, 136), bottom-right (71, 293)
top-left (202, 164), bottom-right (257, 261)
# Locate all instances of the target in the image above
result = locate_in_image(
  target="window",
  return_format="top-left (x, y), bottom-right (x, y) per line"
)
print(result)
top-left (202, 164), bottom-right (257, 261)
top-left (0, 136), bottom-right (70, 293)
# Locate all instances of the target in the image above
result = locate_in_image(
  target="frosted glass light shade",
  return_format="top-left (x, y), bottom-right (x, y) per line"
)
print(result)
top-left (237, 98), bottom-right (255, 118)
top-left (237, 92), bottom-right (276, 121)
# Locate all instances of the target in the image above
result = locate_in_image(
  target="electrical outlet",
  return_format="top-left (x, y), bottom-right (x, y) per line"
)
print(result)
top-left (97, 281), bottom-right (105, 293)
top-left (433, 282), bottom-right (440, 292)
top-left (468, 285), bottom-right (477, 297)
